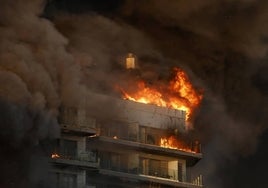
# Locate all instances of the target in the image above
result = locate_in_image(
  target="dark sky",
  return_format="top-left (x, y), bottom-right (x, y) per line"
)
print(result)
top-left (0, 0), bottom-right (268, 187)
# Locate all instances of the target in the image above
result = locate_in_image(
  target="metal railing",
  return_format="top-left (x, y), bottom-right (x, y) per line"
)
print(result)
top-left (51, 151), bottom-right (98, 163)
top-left (99, 132), bottom-right (201, 154)
top-left (192, 175), bottom-right (203, 186)
top-left (100, 163), bottom-right (203, 185)
top-left (100, 165), bottom-right (178, 180)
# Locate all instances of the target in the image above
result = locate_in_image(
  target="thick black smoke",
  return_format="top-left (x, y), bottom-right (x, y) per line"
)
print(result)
top-left (1, 0), bottom-right (268, 187)
top-left (115, 1), bottom-right (268, 187)
top-left (0, 99), bottom-right (58, 188)
top-left (0, 0), bottom-right (86, 187)
top-left (45, 0), bottom-right (268, 187)
top-left (120, 1), bottom-right (268, 187)
top-left (0, 1), bottom-right (160, 187)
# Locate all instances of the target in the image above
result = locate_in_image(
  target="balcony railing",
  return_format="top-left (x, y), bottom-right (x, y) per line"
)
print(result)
top-left (192, 175), bottom-right (203, 186)
top-left (99, 164), bottom-right (203, 187)
top-left (99, 133), bottom-right (201, 154)
top-left (52, 151), bottom-right (97, 162)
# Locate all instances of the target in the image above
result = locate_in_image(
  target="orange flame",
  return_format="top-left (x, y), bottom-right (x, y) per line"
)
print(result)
top-left (51, 153), bottom-right (60, 159)
top-left (119, 67), bottom-right (203, 120)
top-left (160, 136), bottom-right (197, 153)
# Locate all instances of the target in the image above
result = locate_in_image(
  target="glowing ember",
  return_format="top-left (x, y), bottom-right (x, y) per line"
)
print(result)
top-left (119, 67), bottom-right (203, 120)
top-left (51, 153), bottom-right (60, 159)
top-left (160, 136), bottom-right (196, 153)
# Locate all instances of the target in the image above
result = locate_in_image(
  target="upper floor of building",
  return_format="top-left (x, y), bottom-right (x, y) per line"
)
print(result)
top-left (49, 93), bottom-right (203, 188)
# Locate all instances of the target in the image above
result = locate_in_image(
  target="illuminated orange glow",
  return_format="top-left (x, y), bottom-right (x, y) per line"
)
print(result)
top-left (51, 153), bottom-right (60, 159)
top-left (119, 67), bottom-right (203, 120)
top-left (160, 136), bottom-right (196, 153)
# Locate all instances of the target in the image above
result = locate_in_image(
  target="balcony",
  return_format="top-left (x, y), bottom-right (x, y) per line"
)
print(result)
top-left (99, 165), bottom-right (203, 188)
top-left (90, 136), bottom-right (202, 166)
top-left (59, 107), bottom-right (97, 136)
top-left (98, 123), bottom-right (201, 155)
top-left (60, 124), bottom-right (97, 136)
top-left (50, 151), bottom-right (99, 168)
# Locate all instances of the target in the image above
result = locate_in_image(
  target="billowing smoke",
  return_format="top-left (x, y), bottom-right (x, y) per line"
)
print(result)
top-left (1, 0), bottom-right (268, 187)
top-left (0, 0), bottom-right (165, 187)
top-left (52, 13), bottom-right (166, 91)
top-left (117, 1), bottom-right (268, 187)
top-left (0, 0), bottom-right (86, 187)
top-left (46, 0), bottom-right (268, 187)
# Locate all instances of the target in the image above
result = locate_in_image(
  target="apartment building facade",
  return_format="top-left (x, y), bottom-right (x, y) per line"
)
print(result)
top-left (49, 94), bottom-right (203, 188)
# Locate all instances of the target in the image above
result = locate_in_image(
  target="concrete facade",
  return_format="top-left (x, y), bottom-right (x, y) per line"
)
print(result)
top-left (49, 94), bottom-right (203, 188)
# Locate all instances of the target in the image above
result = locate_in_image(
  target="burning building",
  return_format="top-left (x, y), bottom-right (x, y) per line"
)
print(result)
top-left (48, 55), bottom-right (204, 188)
top-left (49, 97), bottom-right (203, 188)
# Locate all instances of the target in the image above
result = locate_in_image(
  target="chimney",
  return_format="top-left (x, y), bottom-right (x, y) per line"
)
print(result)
top-left (126, 53), bottom-right (136, 69)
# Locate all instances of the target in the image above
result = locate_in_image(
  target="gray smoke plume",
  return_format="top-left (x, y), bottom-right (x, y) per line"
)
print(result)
top-left (1, 0), bottom-right (268, 187)
top-left (117, 1), bottom-right (268, 187)
top-left (0, 0), bottom-right (87, 187)
top-left (53, 13), bottom-right (164, 92)
top-left (47, 0), bottom-right (268, 187)
top-left (0, 1), bottom-right (164, 187)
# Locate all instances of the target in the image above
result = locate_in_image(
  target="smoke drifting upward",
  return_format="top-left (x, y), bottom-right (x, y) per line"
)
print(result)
top-left (52, 13), bottom-right (165, 93)
top-left (0, 0), bottom-right (87, 187)
top-left (0, 0), bottom-right (162, 187)
top-left (121, 0), bottom-right (268, 58)
top-left (0, 0), bottom-right (87, 110)
top-left (1, 0), bottom-right (268, 187)
top-left (115, 1), bottom-right (268, 187)
top-left (46, 0), bottom-right (268, 187)
top-left (112, 1), bottom-right (268, 187)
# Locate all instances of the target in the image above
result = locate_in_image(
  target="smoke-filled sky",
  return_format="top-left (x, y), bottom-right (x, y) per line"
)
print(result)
top-left (0, 0), bottom-right (268, 187)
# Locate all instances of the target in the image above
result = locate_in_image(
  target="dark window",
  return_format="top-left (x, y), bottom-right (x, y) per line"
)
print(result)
top-left (49, 173), bottom-right (77, 188)
top-left (178, 162), bottom-right (183, 181)
top-left (60, 139), bottom-right (77, 159)
top-left (60, 174), bottom-right (77, 188)
top-left (149, 159), bottom-right (161, 176)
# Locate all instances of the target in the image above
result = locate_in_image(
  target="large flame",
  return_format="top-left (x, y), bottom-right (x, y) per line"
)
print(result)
top-left (160, 136), bottom-right (198, 153)
top-left (119, 67), bottom-right (203, 120)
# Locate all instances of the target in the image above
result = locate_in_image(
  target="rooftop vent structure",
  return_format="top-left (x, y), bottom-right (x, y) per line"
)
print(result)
top-left (126, 53), bottom-right (136, 69)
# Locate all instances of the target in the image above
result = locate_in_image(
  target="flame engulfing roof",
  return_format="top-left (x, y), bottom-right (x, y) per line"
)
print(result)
top-left (118, 67), bottom-right (203, 121)
top-left (85, 91), bottom-right (186, 130)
